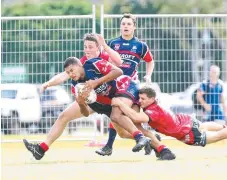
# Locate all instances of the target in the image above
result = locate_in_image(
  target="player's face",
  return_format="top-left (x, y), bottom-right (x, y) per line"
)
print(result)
top-left (84, 40), bottom-right (100, 59)
top-left (139, 93), bottom-right (155, 108)
top-left (209, 66), bottom-right (220, 79)
top-left (65, 64), bottom-right (84, 81)
top-left (120, 18), bottom-right (136, 37)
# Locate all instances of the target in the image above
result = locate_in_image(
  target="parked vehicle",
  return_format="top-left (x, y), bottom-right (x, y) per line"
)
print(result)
top-left (1, 83), bottom-right (41, 134)
top-left (37, 85), bottom-right (72, 133)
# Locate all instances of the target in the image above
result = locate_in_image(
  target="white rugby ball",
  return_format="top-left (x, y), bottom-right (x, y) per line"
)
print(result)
top-left (75, 83), bottom-right (97, 104)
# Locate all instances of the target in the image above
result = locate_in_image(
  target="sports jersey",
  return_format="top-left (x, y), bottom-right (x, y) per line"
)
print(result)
top-left (71, 57), bottom-right (139, 105)
top-left (108, 36), bottom-right (153, 80)
top-left (200, 79), bottom-right (225, 121)
top-left (144, 102), bottom-right (193, 140)
top-left (71, 52), bottom-right (109, 95)
top-left (80, 52), bottom-right (109, 65)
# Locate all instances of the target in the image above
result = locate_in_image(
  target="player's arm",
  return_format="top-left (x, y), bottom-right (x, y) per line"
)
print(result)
top-left (141, 42), bottom-right (154, 83)
top-left (112, 98), bottom-right (149, 123)
top-left (40, 72), bottom-right (70, 93)
top-left (75, 92), bottom-right (90, 117)
top-left (197, 83), bottom-right (211, 111)
top-left (220, 89), bottom-right (227, 118)
top-left (86, 60), bottom-right (123, 90)
top-left (96, 34), bottom-right (122, 66)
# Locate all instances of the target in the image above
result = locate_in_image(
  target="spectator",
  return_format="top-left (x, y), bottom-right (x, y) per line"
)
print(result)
top-left (197, 65), bottom-right (227, 125)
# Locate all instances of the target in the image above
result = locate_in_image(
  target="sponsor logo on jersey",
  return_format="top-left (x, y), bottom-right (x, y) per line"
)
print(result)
top-left (114, 44), bottom-right (120, 50)
top-left (120, 54), bottom-right (135, 59)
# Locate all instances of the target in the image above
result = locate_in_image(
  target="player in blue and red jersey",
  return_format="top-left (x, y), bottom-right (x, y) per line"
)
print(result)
top-left (23, 56), bottom-right (152, 160)
top-left (112, 86), bottom-right (227, 156)
top-left (96, 13), bottom-right (158, 157)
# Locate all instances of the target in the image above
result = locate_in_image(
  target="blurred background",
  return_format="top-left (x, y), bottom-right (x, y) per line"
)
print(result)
top-left (1, 0), bottom-right (227, 140)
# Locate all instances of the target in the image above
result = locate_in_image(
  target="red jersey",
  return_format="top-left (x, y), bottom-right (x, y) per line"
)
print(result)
top-left (80, 52), bottom-right (109, 65)
top-left (144, 102), bottom-right (193, 140)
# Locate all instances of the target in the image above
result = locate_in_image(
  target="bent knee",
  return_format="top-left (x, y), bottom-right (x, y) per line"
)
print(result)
top-left (110, 114), bottom-right (121, 123)
top-left (58, 111), bottom-right (71, 123)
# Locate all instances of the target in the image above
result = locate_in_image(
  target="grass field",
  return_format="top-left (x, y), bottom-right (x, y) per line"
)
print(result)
top-left (2, 138), bottom-right (227, 180)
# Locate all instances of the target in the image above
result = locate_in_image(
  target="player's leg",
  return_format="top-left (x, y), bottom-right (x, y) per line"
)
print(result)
top-left (205, 127), bottom-right (227, 144)
top-left (199, 121), bottom-right (226, 131)
top-left (23, 101), bottom-right (94, 160)
top-left (110, 97), bottom-right (150, 152)
top-left (214, 119), bottom-right (226, 126)
top-left (96, 104), bottom-right (140, 156)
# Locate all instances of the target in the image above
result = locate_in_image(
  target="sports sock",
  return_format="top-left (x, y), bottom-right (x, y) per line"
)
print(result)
top-left (40, 142), bottom-right (49, 152)
top-left (105, 123), bottom-right (117, 148)
top-left (133, 131), bottom-right (143, 141)
top-left (157, 145), bottom-right (166, 153)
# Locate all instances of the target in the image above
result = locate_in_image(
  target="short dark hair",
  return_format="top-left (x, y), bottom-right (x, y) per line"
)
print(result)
top-left (64, 57), bottom-right (81, 69)
top-left (83, 33), bottom-right (99, 46)
top-left (120, 13), bottom-right (136, 26)
top-left (139, 86), bottom-right (156, 98)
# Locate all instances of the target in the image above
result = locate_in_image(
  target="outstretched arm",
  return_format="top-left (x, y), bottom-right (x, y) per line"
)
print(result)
top-left (40, 72), bottom-right (70, 93)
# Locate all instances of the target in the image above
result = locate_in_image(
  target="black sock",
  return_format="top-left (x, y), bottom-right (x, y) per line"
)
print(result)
top-left (105, 128), bottom-right (117, 148)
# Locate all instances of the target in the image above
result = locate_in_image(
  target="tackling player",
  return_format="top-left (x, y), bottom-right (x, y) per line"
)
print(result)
top-left (112, 86), bottom-right (227, 151)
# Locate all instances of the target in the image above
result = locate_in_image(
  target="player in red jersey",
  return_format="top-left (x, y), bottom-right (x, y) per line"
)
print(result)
top-left (39, 33), bottom-right (122, 94)
top-left (112, 86), bottom-right (227, 150)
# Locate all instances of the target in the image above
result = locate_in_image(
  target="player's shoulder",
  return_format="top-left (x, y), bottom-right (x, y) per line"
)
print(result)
top-left (133, 37), bottom-right (148, 45)
top-left (100, 52), bottom-right (109, 60)
top-left (108, 36), bottom-right (121, 45)
top-left (217, 79), bottom-right (224, 86)
top-left (80, 55), bottom-right (88, 65)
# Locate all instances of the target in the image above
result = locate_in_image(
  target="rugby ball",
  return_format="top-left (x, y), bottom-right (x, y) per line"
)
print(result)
top-left (75, 83), bottom-right (97, 104)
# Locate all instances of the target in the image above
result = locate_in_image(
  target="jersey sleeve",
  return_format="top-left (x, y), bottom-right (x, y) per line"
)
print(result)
top-left (80, 55), bottom-right (87, 65)
top-left (141, 42), bottom-right (153, 62)
top-left (93, 59), bottom-right (113, 75)
top-left (100, 52), bottom-right (110, 61)
top-left (144, 109), bottom-right (160, 122)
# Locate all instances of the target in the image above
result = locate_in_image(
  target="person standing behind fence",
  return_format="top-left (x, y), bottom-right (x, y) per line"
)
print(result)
top-left (197, 65), bottom-right (227, 125)
top-left (96, 13), bottom-right (156, 156)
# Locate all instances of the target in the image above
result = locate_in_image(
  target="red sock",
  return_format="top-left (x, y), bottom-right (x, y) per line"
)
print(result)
top-left (132, 131), bottom-right (142, 138)
top-left (40, 142), bottom-right (49, 152)
top-left (109, 122), bottom-right (115, 129)
top-left (157, 145), bottom-right (166, 153)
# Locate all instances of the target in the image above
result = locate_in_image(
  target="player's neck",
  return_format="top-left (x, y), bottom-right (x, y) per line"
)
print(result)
top-left (80, 69), bottom-right (86, 80)
top-left (210, 77), bottom-right (218, 84)
top-left (121, 34), bottom-right (134, 40)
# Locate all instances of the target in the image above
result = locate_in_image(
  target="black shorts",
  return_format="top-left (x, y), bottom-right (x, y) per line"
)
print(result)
top-left (181, 118), bottom-right (207, 147)
top-left (88, 102), bottom-right (112, 117)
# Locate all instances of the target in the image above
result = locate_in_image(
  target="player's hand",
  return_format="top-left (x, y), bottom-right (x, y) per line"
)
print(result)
top-left (111, 98), bottom-right (122, 107)
top-left (96, 34), bottom-right (107, 49)
top-left (75, 92), bottom-right (87, 105)
top-left (143, 75), bottom-right (151, 84)
top-left (40, 82), bottom-right (50, 94)
top-left (204, 103), bottom-right (211, 112)
top-left (85, 79), bottom-right (99, 90)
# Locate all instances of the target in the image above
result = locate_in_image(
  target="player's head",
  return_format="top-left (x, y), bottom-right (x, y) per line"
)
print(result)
top-left (120, 13), bottom-right (136, 38)
top-left (209, 64), bottom-right (220, 80)
top-left (64, 57), bottom-right (84, 81)
top-left (138, 86), bottom-right (156, 108)
top-left (83, 33), bottom-right (100, 59)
